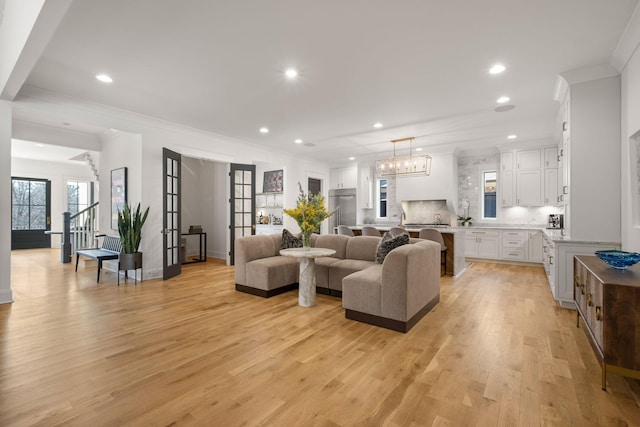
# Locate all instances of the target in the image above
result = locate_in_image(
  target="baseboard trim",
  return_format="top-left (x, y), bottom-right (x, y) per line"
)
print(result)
top-left (235, 283), bottom-right (298, 298)
top-left (0, 288), bottom-right (14, 304)
top-left (345, 294), bottom-right (440, 333)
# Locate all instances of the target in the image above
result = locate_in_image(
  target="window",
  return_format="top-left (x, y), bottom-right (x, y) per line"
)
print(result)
top-left (67, 180), bottom-right (92, 215)
top-left (12, 179), bottom-right (47, 230)
top-left (482, 171), bottom-right (497, 219)
top-left (377, 179), bottom-right (387, 218)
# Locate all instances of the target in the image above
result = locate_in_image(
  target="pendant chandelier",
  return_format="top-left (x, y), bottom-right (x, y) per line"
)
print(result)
top-left (375, 137), bottom-right (432, 178)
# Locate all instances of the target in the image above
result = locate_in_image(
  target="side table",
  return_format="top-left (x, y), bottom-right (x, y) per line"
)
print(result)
top-left (279, 247), bottom-right (336, 307)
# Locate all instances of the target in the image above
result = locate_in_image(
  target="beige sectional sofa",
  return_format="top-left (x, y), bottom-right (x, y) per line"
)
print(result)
top-left (234, 233), bottom-right (440, 332)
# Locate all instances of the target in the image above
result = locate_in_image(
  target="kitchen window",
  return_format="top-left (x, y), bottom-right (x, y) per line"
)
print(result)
top-left (377, 178), bottom-right (387, 218)
top-left (482, 171), bottom-right (497, 219)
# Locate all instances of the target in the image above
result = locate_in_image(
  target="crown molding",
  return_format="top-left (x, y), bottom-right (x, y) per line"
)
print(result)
top-left (610, 3), bottom-right (640, 72)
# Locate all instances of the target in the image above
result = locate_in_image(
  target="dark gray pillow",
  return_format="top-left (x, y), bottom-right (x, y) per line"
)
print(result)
top-left (376, 232), bottom-right (409, 263)
top-left (281, 229), bottom-right (302, 249)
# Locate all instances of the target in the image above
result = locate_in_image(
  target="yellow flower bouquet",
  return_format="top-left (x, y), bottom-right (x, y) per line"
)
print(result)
top-left (283, 183), bottom-right (333, 247)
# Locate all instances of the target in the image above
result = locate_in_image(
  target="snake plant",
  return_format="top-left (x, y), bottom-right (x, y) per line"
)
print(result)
top-left (117, 203), bottom-right (150, 253)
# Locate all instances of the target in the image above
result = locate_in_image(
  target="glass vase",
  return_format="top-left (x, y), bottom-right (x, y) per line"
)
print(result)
top-left (302, 232), bottom-right (312, 248)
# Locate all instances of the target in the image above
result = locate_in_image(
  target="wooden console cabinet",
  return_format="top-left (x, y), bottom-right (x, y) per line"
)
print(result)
top-left (574, 255), bottom-right (640, 390)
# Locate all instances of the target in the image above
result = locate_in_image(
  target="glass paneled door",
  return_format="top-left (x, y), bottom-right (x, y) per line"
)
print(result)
top-left (163, 148), bottom-right (181, 280)
top-left (11, 177), bottom-right (51, 249)
top-left (229, 164), bottom-right (256, 265)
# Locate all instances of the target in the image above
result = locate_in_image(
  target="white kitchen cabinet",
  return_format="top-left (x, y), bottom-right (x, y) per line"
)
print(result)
top-left (516, 169), bottom-right (542, 206)
top-left (501, 152), bottom-right (514, 171)
top-left (543, 147), bottom-right (558, 168)
top-left (516, 149), bottom-right (541, 170)
top-left (544, 168), bottom-right (558, 206)
top-left (501, 171), bottom-right (514, 207)
top-left (359, 166), bottom-right (373, 209)
top-left (330, 166), bottom-right (357, 189)
top-left (501, 230), bottom-right (526, 261)
top-left (500, 152), bottom-right (514, 207)
top-left (465, 230), bottom-right (500, 259)
top-left (527, 230), bottom-right (543, 263)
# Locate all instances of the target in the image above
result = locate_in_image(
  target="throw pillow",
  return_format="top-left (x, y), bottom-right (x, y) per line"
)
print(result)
top-left (281, 229), bottom-right (303, 249)
top-left (375, 232), bottom-right (409, 263)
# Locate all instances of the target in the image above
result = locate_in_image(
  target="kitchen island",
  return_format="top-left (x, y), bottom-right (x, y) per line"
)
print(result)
top-left (346, 225), bottom-right (467, 276)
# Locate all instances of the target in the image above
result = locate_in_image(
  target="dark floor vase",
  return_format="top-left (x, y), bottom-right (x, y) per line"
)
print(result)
top-left (118, 252), bottom-right (143, 285)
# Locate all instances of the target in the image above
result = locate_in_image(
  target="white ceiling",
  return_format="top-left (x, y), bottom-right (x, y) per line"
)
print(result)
top-left (17, 0), bottom-right (640, 165)
top-left (11, 138), bottom-right (87, 164)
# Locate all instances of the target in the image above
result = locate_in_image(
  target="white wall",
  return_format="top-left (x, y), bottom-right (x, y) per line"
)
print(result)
top-left (570, 76), bottom-right (621, 242)
top-left (98, 131), bottom-right (142, 235)
top-left (11, 157), bottom-right (97, 248)
top-left (0, 100), bottom-right (13, 303)
top-left (621, 23), bottom-right (640, 251)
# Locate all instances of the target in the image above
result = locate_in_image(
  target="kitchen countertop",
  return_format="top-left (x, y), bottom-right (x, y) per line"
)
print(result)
top-left (352, 224), bottom-right (618, 245)
top-left (540, 229), bottom-right (620, 246)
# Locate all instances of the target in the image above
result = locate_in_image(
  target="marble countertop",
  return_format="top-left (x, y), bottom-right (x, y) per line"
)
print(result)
top-left (541, 229), bottom-right (620, 246)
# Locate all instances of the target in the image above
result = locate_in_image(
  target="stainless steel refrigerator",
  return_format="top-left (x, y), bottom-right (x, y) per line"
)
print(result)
top-left (329, 188), bottom-right (357, 230)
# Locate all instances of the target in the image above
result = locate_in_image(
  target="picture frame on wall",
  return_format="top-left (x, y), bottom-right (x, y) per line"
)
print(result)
top-left (263, 169), bottom-right (283, 193)
top-left (111, 167), bottom-right (128, 229)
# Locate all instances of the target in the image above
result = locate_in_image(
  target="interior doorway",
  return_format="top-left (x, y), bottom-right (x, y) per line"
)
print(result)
top-left (181, 156), bottom-right (230, 265)
top-left (308, 177), bottom-right (321, 196)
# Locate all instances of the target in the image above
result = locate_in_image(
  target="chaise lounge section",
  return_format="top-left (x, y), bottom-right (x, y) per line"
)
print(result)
top-left (234, 233), bottom-right (440, 332)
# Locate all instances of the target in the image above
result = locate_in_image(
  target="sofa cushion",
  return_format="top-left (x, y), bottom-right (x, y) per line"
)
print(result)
top-left (328, 259), bottom-right (378, 291)
top-left (345, 236), bottom-right (381, 262)
top-left (314, 257), bottom-right (342, 288)
top-left (375, 232), bottom-right (410, 263)
top-left (280, 229), bottom-right (302, 249)
top-left (313, 234), bottom-right (350, 259)
top-left (246, 256), bottom-right (299, 291)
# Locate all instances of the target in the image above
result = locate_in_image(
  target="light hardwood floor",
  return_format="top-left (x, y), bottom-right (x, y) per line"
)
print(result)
top-left (2, 249), bottom-right (640, 426)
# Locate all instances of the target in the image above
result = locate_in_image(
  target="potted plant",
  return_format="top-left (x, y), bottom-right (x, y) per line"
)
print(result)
top-left (457, 215), bottom-right (473, 227)
top-left (117, 202), bottom-right (150, 271)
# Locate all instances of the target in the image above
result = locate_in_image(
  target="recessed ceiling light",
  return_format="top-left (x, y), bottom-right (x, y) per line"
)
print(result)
top-left (285, 68), bottom-right (298, 79)
top-left (259, 127), bottom-right (269, 134)
top-left (95, 74), bottom-right (113, 83)
top-left (507, 134), bottom-right (517, 140)
top-left (373, 122), bottom-right (383, 128)
top-left (496, 96), bottom-right (510, 103)
top-left (489, 64), bottom-right (506, 74)
top-left (35, 143), bottom-right (45, 147)
top-left (349, 157), bottom-right (355, 161)
top-left (415, 147), bottom-right (423, 152)
top-left (294, 139), bottom-right (303, 144)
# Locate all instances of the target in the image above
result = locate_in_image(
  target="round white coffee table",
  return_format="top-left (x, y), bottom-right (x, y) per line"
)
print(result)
top-left (279, 247), bottom-right (336, 307)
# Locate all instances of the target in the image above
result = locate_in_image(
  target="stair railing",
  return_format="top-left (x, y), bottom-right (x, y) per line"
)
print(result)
top-left (61, 202), bottom-right (99, 263)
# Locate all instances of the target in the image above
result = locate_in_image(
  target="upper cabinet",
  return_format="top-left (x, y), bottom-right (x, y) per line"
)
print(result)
top-left (330, 166), bottom-right (357, 189)
top-left (502, 146), bottom-right (558, 207)
top-left (516, 149), bottom-right (541, 170)
top-left (359, 166), bottom-right (373, 209)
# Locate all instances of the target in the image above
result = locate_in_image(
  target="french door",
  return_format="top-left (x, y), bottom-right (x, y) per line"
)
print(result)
top-left (163, 148), bottom-right (182, 280)
top-left (11, 177), bottom-right (51, 249)
top-left (229, 164), bottom-right (256, 265)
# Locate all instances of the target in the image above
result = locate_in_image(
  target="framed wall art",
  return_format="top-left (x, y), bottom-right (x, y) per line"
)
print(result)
top-left (263, 169), bottom-right (283, 193)
top-left (111, 167), bottom-right (128, 229)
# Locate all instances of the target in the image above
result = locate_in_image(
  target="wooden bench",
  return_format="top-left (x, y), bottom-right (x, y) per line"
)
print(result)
top-left (75, 235), bottom-right (121, 282)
